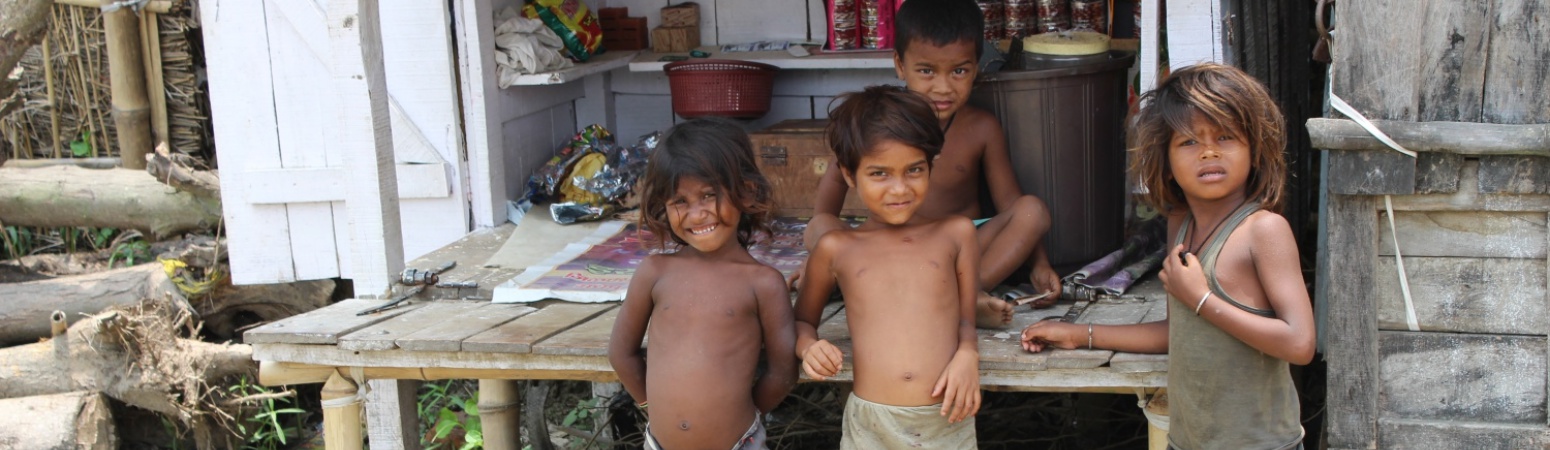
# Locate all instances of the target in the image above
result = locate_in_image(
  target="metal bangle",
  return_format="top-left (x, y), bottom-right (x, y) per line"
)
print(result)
top-left (1087, 323), bottom-right (1093, 350)
top-left (1195, 291), bottom-right (1211, 315)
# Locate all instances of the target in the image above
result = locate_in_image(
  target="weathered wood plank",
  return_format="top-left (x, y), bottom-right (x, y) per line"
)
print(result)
top-left (978, 302), bottom-right (1067, 372)
top-left (1375, 257), bottom-right (1546, 335)
top-left (1483, 0), bottom-right (1550, 124)
top-left (1306, 118), bottom-right (1550, 157)
top-left (1330, 0), bottom-right (1422, 121)
top-left (338, 301), bottom-right (486, 351)
top-left (1479, 156), bottom-right (1550, 195)
top-left (244, 299), bottom-right (422, 344)
top-left (1325, 150), bottom-right (1415, 195)
top-left (407, 225), bottom-right (519, 300)
top-left (1379, 331), bottom-right (1547, 424)
top-left (533, 306), bottom-right (621, 356)
top-left (1377, 211), bottom-right (1548, 259)
top-left (1380, 418), bottom-right (1550, 450)
top-left (1046, 299), bottom-right (1153, 369)
top-left (1322, 195), bottom-right (1380, 449)
top-left (1414, 153), bottom-right (1464, 194)
top-left (1390, 161), bottom-right (1550, 212)
top-left (1416, 1), bottom-right (1491, 122)
top-left (1109, 352), bottom-right (1168, 374)
top-left (462, 303), bottom-right (614, 353)
top-left (395, 303), bottom-right (537, 352)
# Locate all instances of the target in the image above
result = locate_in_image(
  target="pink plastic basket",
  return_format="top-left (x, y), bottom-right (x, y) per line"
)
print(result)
top-left (664, 59), bottom-right (778, 119)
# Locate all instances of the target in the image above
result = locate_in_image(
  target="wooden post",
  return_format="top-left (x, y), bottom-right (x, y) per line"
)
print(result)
top-left (139, 9), bottom-right (168, 148)
top-left (321, 373), bottom-right (365, 450)
top-left (479, 379), bottom-right (521, 450)
top-left (1142, 392), bottom-right (1169, 450)
top-left (100, 0), bottom-right (151, 169)
top-left (42, 35), bottom-right (60, 158)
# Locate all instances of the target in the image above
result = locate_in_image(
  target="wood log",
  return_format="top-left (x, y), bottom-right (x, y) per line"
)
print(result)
top-left (0, 391), bottom-right (116, 450)
top-left (1, 234), bottom-right (223, 277)
top-left (1307, 117), bottom-right (1550, 157)
top-left (1, 157), bottom-right (122, 169)
top-left (0, 263), bottom-right (186, 346)
top-left (0, 311), bottom-right (255, 417)
top-left (146, 144), bottom-right (220, 200)
top-left (0, 0), bottom-right (52, 103)
top-left (0, 166), bottom-right (220, 239)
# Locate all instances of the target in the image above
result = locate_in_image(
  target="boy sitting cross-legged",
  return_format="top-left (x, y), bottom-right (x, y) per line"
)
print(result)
top-left (797, 85), bottom-right (981, 449)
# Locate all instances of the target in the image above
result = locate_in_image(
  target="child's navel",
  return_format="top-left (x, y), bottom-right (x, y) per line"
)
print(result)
top-left (679, 421), bottom-right (691, 430)
top-left (903, 371), bottom-right (915, 381)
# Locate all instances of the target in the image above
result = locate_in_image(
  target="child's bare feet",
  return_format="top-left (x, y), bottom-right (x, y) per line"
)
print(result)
top-left (976, 292), bottom-right (1014, 329)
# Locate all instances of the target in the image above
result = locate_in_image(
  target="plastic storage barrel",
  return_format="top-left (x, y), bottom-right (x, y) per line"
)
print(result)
top-left (968, 51), bottom-right (1134, 268)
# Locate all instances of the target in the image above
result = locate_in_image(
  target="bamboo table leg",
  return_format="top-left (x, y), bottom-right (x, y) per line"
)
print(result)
top-left (479, 379), bottom-right (522, 450)
top-left (322, 373), bottom-right (365, 450)
top-left (1140, 390), bottom-right (1169, 450)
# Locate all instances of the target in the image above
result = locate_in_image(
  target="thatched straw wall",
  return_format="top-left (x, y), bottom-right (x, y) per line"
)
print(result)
top-left (1, 2), bottom-right (210, 166)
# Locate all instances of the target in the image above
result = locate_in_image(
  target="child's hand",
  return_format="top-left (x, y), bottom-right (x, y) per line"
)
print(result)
top-left (786, 260), bottom-right (805, 291)
top-left (1160, 244), bottom-right (1210, 307)
top-left (1020, 320), bottom-right (1080, 352)
top-left (1029, 260), bottom-right (1062, 308)
top-left (800, 339), bottom-right (844, 380)
top-left (932, 351), bottom-right (981, 423)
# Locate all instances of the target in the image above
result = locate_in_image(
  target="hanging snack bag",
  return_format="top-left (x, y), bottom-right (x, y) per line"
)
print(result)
top-left (524, 0), bottom-right (604, 62)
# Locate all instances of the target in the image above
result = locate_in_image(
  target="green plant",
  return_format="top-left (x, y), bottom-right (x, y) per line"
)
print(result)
top-left (226, 375), bottom-right (306, 450)
top-left (109, 239), bottom-right (151, 267)
top-left (420, 380), bottom-right (484, 450)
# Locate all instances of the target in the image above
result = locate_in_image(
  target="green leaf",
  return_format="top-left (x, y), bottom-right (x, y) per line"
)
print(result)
top-left (562, 409), bottom-right (578, 427)
top-left (70, 130), bottom-right (92, 157)
top-left (464, 398), bottom-right (479, 416)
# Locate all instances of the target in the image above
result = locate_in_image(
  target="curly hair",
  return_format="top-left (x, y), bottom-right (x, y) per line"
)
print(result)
top-left (1129, 63), bottom-right (1288, 213)
top-left (637, 118), bottom-right (775, 250)
top-left (826, 85), bottom-right (944, 175)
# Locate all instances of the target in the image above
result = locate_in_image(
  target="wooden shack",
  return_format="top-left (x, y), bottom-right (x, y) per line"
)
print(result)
top-left (1315, 2), bottom-right (1550, 448)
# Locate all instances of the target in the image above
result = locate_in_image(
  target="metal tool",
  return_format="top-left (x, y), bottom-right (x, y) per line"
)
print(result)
top-left (357, 261), bottom-right (458, 316)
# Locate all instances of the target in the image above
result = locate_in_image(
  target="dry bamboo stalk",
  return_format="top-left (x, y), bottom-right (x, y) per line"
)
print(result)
top-left (101, 0), bottom-right (149, 168)
top-left (140, 11), bottom-right (167, 147)
top-left (52, 0), bottom-right (173, 13)
top-left (321, 373), bottom-right (365, 450)
top-left (42, 36), bottom-right (60, 158)
top-left (479, 380), bottom-right (522, 450)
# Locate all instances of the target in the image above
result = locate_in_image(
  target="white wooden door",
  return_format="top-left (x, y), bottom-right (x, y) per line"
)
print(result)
top-left (202, 0), bottom-right (469, 284)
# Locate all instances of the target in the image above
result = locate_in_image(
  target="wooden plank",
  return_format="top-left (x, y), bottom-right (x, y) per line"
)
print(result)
top-left (1325, 150), bottom-right (1415, 195)
top-left (462, 303), bottom-right (614, 353)
top-left (1305, 118), bottom-right (1550, 157)
top-left (1415, 1), bottom-right (1491, 122)
top-left (1330, 0), bottom-right (1422, 121)
top-left (1377, 211), bottom-right (1548, 259)
top-left (1379, 418), bottom-right (1550, 450)
top-left (533, 306), bottom-right (621, 356)
top-left (1321, 195), bottom-right (1380, 449)
top-left (1109, 352), bottom-right (1167, 373)
top-left (1479, 156), bottom-right (1550, 195)
top-left (977, 302), bottom-right (1068, 372)
top-left (1164, 0), bottom-right (1225, 66)
top-left (408, 225), bottom-right (519, 300)
top-left (712, 0), bottom-right (808, 46)
top-left (1414, 153), bottom-right (1464, 194)
top-left (199, 0), bottom-right (298, 284)
top-left (1047, 298), bottom-right (1153, 369)
top-left (453, 0), bottom-right (504, 227)
top-left (337, 301), bottom-right (486, 351)
top-left (244, 299), bottom-right (422, 344)
top-left (253, 344), bottom-right (618, 379)
top-left (396, 303), bottom-right (537, 351)
top-left (1379, 331), bottom-right (1547, 424)
top-left (614, 94), bottom-right (675, 144)
top-left (1483, 0), bottom-right (1550, 124)
top-left (1391, 161), bottom-right (1550, 212)
top-left (1375, 257), bottom-right (1547, 335)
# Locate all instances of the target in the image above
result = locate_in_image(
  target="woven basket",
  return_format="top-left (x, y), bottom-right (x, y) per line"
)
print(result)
top-left (664, 59), bottom-right (778, 119)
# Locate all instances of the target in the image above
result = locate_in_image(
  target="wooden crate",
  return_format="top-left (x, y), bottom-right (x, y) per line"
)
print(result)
top-left (749, 120), bottom-right (868, 217)
top-left (651, 26), bottom-right (699, 53)
top-left (660, 2), bottom-right (699, 28)
top-left (601, 17), bottom-right (649, 50)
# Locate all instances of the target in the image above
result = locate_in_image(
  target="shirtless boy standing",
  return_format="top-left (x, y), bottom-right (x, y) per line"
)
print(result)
top-left (805, 0), bottom-right (1059, 329)
top-left (797, 85), bottom-right (981, 449)
top-left (609, 119), bottom-right (798, 450)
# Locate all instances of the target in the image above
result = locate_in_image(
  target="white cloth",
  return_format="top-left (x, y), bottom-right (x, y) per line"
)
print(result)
top-left (493, 6), bottom-right (573, 88)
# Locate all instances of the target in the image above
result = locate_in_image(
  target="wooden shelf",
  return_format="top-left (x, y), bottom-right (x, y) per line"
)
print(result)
top-left (628, 46), bottom-right (895, 72)
top-left (504, 50), bottom-right (641, 86)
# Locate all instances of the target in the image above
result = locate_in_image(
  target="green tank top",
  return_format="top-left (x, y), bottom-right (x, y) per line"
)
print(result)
top-left (1166, 202), bottom-right (1304, 450)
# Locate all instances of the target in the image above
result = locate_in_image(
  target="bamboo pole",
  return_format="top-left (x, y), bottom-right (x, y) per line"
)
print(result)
top-left (321, 373), bottom-right (365, 450)
top-left (139, 10), bottom-right (167, 148)
top-left (100, 0), bottom-right (149, 169)
top-left (53, 0), bottom-right (173, 13)
top-left (479, 380), bottom-right (522, 450)
top-left (42, 36), bottom-right (61, 158)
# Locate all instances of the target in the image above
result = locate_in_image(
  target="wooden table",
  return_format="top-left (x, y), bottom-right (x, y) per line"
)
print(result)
top-left (245, 224), bottom-right (1171, 449)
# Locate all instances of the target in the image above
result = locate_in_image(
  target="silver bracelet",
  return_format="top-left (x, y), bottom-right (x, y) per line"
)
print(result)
top-left (1086, 323), bottom-right (1093, 350)
top-left (1194, 291), bottom-right (1211, 315)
